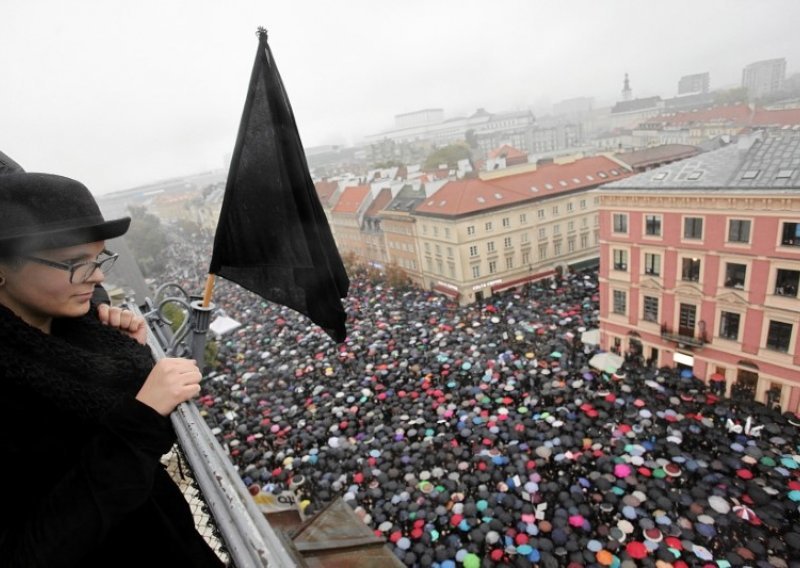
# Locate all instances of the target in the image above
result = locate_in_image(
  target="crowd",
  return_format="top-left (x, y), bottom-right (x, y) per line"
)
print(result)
top-left (150, 234), bottom-right (800, 568)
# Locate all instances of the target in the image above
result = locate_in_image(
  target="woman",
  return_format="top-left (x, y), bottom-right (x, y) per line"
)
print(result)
top-left (0, 172), bottom-right (225, 567)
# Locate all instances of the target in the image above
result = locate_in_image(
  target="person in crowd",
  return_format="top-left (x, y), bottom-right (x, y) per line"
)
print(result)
top-left (0, 172), bottom-right (225, 567)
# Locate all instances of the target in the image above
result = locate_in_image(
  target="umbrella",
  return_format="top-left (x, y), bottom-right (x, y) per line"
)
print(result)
top-left (733, 504), bottom-right (759, 524)
top-left (589, 352), bottom-right (623, 373)
top-left (581, 329), bottom-right (601, 346)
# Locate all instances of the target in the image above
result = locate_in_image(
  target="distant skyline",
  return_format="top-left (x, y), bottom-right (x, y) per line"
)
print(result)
top-left (2, 0), bottom-right (799, 194)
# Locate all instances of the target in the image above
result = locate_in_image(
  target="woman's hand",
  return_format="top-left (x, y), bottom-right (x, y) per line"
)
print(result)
top-left (97, 303), bottom-right (148, 345)
top-left (136, 358), bottom-right (203, 416)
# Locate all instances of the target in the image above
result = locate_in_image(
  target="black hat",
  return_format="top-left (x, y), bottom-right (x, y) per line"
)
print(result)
top-left (0, 172), bottom-right (130, 255)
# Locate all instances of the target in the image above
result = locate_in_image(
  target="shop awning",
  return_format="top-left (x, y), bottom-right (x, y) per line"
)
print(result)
top-left (491, 269), bottom-right (556, 294)
top-left (433, 284), bottom-right (460, 299)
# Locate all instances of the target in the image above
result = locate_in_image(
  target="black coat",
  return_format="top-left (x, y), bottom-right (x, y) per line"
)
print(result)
top-left (0, 304), bottom-right (225, 568)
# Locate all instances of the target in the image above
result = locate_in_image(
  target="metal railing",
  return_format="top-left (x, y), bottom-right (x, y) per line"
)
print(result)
top-left (131, 287), bottom-right (302, 568)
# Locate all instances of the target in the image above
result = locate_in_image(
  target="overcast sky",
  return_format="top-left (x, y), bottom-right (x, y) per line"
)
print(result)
top-left (2, 0), bottom-right (798, 195)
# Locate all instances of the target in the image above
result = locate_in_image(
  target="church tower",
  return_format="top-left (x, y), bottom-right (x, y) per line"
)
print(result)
top-left (621, 73), bottom-right (632, 101)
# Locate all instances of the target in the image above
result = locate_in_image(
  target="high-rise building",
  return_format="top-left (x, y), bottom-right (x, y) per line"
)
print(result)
top-left (678, 72), bottom-right (710, 95)
top-left (742, 58), bottom-right (786, 98)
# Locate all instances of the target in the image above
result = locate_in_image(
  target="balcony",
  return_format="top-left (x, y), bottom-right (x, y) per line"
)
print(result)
top-left (660, 322), bottom-right (707, 349)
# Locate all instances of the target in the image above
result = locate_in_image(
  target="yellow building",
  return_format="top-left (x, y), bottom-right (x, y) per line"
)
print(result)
top-left (412, 157), bottom-right (631, 303)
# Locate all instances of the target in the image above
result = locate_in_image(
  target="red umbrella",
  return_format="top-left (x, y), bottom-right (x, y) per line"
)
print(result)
top-left (736, 468), bottom-right (754, 480)
top-left (733, 504), bottom-right (761, 525)
top-left (626, 541), bottom-right (648, 559)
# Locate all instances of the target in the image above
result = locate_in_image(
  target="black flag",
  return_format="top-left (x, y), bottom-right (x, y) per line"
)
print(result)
top-left (209, 28), bottom-right (349, 342)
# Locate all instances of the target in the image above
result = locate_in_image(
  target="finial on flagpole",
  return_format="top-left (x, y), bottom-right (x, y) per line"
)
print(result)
top-left (256, 27), bottom-right (268, 41)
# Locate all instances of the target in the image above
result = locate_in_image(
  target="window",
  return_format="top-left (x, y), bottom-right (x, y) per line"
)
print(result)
top-left (766, 320), bottom-right (792, 352)
top-left (580, 234), bottom-right (588, 249)
top-left (566, 202), bottom-right (574, 212)
top-left (467, 225), bottom-right (475, 236)
top-left (445, 227), bottom-right (451, 238)
top-left (485, 221), bottom-right (493, 232)
top-left (552, 205), bottom-right (559, 216)
top-left (520, 213), bottom-right (527, 224)
top-left (538, 227), bottom-right (546, 239)
top-left (580, 199), bottom-right (586, 210)
top-left (435, 244), bottom-right (441, 255)
top-left (776, 269), bottom-right (800, 297)
top-left (567, 221), bottom-right (574, 232)
top-left (426, 258), bottom-right (433, 271)
top-left (424, 242), bottom-right (431, 253)
top-left (502, 217), bottom-right (510, 228)
top-left (684, 217), bottom-right (703, 239)
top-left (472, 265), bottom-right (481, 278)
top-left (553, 224), bottom-right (561, 235)
top-left (644, 253), bottom-right (660, 276)
top-left (613, 249), bottom-right (628, 271)
top-left (469, 245), bottom-right (478, 257)
top-left (781, 222), bottom-right (800, 246)
top-left (582, 217), bottom-right (588, 227)
top-left (682, 258), bottom-right (700, 282)
top-left (521, 233), bottom-right (529, 244)
top-left (448, 263), bottom-right (455, 278)
top-left (506, 257), bottom-right (514, 269)
top-left (643, 296), bottom-right (658, 322)
top-left (724, 263), bottom-right (746, 289)
top-left (422, 225), bottom-right (428, 235)
top-left (538, 244), bottom-right (548, 260)
top-left (613, 213), bottom-right (628, 233)
top-left (537, 209), bottom-right (545, 219)
top-left (522, 251), bottom-right (530, 264)
top-left (613, 290), bottom-right (627, 314)
top-left (487, 241), bottom-right (495, 253)
top-left (488, 260), bottom-right (497, 274)
top-left (568, 237), bottom-right (575, 252)
top-left (679, 304), bottom-right (697, 337)
top-left (433, 226), bottom-right (439, 237)
top-left (436, 259), bottom-right (443, 274)
top-left (645, 215), bottom-right (661, 237)
top-left (503, 237), bottom-right (512, 249)
top-left (719, 311), bottom-right (740, 340)
top-left (728, 219), bottom-right (751, 243)
top-left (554, 241), bottom-right (562, 256)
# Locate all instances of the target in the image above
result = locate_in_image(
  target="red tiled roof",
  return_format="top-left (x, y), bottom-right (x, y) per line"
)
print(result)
top-left (415, 156), bottom-right (630, 217)
top-left (488, 144), bottom-right (527, 160)
top-left (365, 187), bottom-right (393, 217)
top-left (314, 180), bottom-right (338, 204)
top-left (753, 107), bottom-right (800, 126)
top-left (645, 104), bottom-right (800, 128)
top-left (332, 185), bottom-right (370, 214)
top-left (647, 104), bottom-right (753, 126)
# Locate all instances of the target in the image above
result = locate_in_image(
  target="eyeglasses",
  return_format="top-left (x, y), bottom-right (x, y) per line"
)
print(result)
top-left (23, 249), bottom-right (119, 284)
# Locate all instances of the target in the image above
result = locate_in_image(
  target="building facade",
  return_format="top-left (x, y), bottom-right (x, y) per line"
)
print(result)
top-left (412, 156), bottom-right (630, 303)
top-left (599, 130), bottom-right (800, 413)
top-left (742, 58), bottom-right (787, 99)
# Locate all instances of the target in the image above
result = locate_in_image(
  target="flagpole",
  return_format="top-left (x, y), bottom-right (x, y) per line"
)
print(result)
top-left (202, 273), bottom-right (216, 308)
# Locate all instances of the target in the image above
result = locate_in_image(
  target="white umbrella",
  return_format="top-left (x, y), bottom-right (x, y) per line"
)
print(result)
top-left (589, 352), bottom-right (624, 373)
top-left (581, 328), bottom-right (601, 345)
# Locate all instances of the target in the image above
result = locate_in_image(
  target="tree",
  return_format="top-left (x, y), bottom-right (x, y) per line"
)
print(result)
top-left (424, 144), bottom-right (471, 170)
top-left (712, 87), bottom-right (749, 106)
top-left (125, 205), bottom-right (169, 277)
top-left (385, 262), bottom-right (411, 290)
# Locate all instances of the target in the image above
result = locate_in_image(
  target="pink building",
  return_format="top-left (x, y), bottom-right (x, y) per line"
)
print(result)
top-left (598, 130), bottom-right (800, 414)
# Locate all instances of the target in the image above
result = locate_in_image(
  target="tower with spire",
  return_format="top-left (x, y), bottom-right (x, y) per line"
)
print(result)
top-left (621, 73), bottom-right (632, 101)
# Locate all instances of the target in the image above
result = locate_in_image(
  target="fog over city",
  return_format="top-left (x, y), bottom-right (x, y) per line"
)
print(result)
top-left (2, 0), bottom-right (798, 194)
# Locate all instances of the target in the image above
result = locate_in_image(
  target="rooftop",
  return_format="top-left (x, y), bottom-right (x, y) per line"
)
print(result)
top-left (415, 156), bottom-right (630, 217)
top-left (602, 130), bottom-right (800, 191)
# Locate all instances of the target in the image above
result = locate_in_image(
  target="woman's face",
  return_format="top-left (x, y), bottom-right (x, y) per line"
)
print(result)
top-left (0, 240), bottom-right (106, 332)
